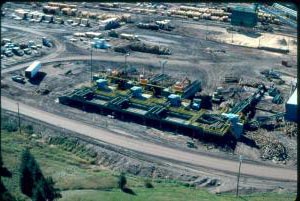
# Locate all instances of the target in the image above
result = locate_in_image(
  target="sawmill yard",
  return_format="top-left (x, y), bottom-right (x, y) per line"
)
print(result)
top-left (1, 2), bottom-right (298, 200)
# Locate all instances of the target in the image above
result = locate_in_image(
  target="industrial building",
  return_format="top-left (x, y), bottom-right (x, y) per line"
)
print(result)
top-left (231, 5), bottom-right (258, 27)
top-left (273, 3), bottom-right (297, 21)
top-left (285, 88), bottom-right (298, 122)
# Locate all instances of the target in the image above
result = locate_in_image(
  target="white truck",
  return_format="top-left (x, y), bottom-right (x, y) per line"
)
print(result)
top-left (25, 61), bottom-right (41, 78)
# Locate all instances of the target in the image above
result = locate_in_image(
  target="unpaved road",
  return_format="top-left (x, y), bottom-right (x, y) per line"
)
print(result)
top-left (1, 55), bottom-right (192, 74)
top-left (1, 96), bottom-right (296, 182)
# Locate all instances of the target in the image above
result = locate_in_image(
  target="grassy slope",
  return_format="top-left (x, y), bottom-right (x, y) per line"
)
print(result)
top-left (1, 130), bottom-right (296, 201)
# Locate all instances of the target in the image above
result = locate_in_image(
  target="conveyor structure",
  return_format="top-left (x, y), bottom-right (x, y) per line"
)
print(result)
top-left (59, 72), bottom-right (268, 140)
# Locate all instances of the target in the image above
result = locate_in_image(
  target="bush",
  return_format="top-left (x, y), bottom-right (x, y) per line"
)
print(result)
top-left (2, 119), bottom-right (18, 132)
top-left (144, 179), bottom-right (154, 188)
top-left (23, 125), bottom-right (34, 135)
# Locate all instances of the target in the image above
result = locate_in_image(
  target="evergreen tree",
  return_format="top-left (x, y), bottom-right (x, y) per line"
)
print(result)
top-left (19, 149), bottom-right (61, 200)
top-left (0, 154), bottom-right (16, 201)
top-left (32, 179), bottom-right (46, 201)
top-left (118, 172), bottom-right (127, 190)
top-left (44, 177), bottom-right (62, 201)
top-left (20, 149), bottom-right (35, 197)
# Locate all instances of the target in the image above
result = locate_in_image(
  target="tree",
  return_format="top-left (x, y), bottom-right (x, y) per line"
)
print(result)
top-left (43, 177), bottom-right (62, 201)
top-left (20, 149), bottom-right (43, 197)
top-left (0, 154), bottom-right (16, 201)
top-left (32, 179), bottom-right (46, 201)
top-left (19, 149), bottom-right (61, 200)
top-left (20, 149), bottom-right (36, 197)
top-left (118, 173), bottom-right (127, 190)
top-left (31, 177), bottom-right (61, 201)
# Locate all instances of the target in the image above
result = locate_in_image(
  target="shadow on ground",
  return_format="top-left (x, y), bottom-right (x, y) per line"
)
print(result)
top-left (28, 72), bottom-right (47, 85)
top-left (122, 187), bottom-right (136, 195)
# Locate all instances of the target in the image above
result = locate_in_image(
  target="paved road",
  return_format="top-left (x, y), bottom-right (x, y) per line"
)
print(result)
top-left (1, 96), bottom-right (296, 182)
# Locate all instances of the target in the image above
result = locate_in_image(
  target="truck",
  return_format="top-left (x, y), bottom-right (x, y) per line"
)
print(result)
top-left (25, 61), bottom-right (42, 78)
top-left (42, 37), bottom-right (52, 47)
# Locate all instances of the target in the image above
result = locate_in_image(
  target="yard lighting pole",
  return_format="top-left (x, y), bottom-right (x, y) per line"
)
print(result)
top-left (236, 155), bottom-right (243, 197)
top-left (159, 60), bottom-right (167, 75)
top-left (17, 103), bottom-right (21, 135)
top-left (124, 53), bottom-right (130, 74)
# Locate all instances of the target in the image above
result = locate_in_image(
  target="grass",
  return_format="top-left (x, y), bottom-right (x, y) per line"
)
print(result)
top-left (1, 129), bottom-right (296, 201)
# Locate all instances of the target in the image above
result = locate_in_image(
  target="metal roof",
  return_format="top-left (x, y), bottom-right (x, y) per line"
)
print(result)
top-left (273, 3), bottom-right (297, 18)
top-left (233, 5), bottom-right (256, 13)
top-left (287, 88), bottom-right (297, 105)
top-left (25, 61), bottom-right (41, 72)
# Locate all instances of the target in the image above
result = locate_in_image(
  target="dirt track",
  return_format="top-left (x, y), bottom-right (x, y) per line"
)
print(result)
top-left (1, 96), bottom-right (296, 182)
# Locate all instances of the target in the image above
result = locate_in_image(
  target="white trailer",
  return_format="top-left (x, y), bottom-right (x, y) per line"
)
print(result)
top-left (25, 61), bottom-right (41, 78)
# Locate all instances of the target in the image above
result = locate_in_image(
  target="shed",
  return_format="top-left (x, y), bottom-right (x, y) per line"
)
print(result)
top-left (131, 86), bottom-right (143, 97)
top-left (168, 94), bottom-right (181, 107)
top-left (96, 79), bottom-right (108, 89)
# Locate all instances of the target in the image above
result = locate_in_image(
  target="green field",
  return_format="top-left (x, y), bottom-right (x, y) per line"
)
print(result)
top-left (1, 130), bottom-right (296, 201)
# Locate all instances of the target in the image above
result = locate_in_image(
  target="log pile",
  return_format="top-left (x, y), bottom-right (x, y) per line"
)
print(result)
top-left (114, 42), bottom-right (171, 55)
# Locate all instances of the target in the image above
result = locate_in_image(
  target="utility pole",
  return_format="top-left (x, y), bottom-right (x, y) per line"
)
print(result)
top-left (231, 26), bottom-right (234, 44)
top-left (124, 53), bottom-right (130, 74)
top-left (90, 41), bottom-right (93, 83)
top-left (236, 155), bottom-right (243, 197)
top-left (206, 23), bottom-right (208, 40)
top-left (17, 103), bottom-right (21, 135)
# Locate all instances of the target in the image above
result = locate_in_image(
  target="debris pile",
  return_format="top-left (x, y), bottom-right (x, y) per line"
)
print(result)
top-left (246, 129), bottom-right (288, 162)
top-left (239, 78), bottom-right (263, 88)
top-left (285, 122), bottom-right (297, 138)
top-left (36, 85), bottom-right (51, 95)
top-left (261, 141), bottom-right (287, 161)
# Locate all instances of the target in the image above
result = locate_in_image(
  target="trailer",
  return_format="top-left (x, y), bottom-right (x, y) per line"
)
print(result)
top-left (25, 61), bottom-right (42, 79)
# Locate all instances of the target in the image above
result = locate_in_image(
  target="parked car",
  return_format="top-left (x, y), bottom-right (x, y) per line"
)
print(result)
top-left (4, 50), bottom-right (14, 57)
top-left (28, 40), bottom-right (36, 47)
top-left (11, 75), bottom-right (26, 84)
top-left (12, 47), bottom-right (24, 56)
top-left (19, 43), bottom-right (29, 49)
top-left (31, 45), bottom-right (38, 50)
top-left (1, 38), bottom-right (11, 46)
top-left (42, 37), bottom-right (52, 47)
top-left (23, 48), bottom-right (32, 55)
